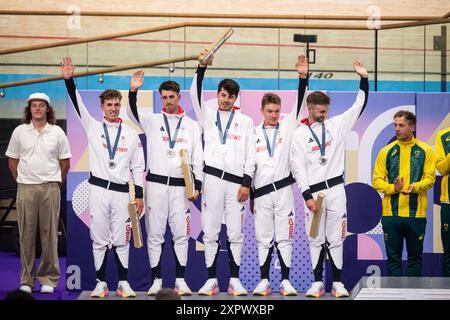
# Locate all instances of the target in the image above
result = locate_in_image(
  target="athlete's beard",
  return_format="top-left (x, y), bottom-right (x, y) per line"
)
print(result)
top-left (314, 115), bottom-right (325, 123)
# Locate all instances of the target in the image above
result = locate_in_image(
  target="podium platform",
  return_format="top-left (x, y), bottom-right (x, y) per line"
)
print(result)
top-left (351, 277), bottom-right (450, 300)
top-left (76, 277), bottom-right (450, 300)
top-left (77, 291), bottom-right (344, 300)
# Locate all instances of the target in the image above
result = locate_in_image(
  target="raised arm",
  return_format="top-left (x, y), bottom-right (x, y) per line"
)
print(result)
top-left (61, 56), bottom-right (96, 132)
top-left (334, 60), bottom-right (369, 137)
top-left (189, 48), bottom-right (212, 125)
top-left (127, 70), bottom-right (148, 132)
top-left (288, 54), bottom-right (309, 128)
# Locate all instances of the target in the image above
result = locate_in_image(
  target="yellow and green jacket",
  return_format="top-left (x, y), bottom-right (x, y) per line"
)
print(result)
top-left (372, 137), bottom-right (436, 218)
top-left (436, 127), bottom-right (450, 203)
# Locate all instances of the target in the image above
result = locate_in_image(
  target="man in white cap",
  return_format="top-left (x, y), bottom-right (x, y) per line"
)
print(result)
top-left (6, 92), bottom-right (72, 294)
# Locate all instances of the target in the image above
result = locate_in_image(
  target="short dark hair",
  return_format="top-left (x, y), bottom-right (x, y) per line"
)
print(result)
top-left (307, 91), bottom-right (330, 106)
top-left (159, 81), bottom-right (180, 94)
top-left (218, 79), bottom-right (240, 97)
top-left (4, 289), bottom-right (35, 300)
top-left (155, 288), bottom-right (181, 300)
top-left (99, 90), bottom-right (122, 104)
top-left (22, 101), bottom-right (56, 125)
top-left (394, 110), bottom-right (416, 126)
top-left (261, 92), bottom-right (281, 108)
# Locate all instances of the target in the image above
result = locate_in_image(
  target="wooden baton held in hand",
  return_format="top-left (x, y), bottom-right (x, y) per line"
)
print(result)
top-left (128, 182), bottom-right (143, 248)
top-left (309, 192), bottom-right (325, 238)
top-left (179, 149), bottom-right (196, 198)
top-left (199, 28), bottom-right (234, 65)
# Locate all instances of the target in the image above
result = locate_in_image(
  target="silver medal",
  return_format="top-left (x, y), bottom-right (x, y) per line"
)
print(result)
top-left (167, 149), bottom-right (176, 158)
top-left (108, 160), bottom-right (116, 169)
top-left (319, 156), bottom-right (327, 166)
top-left (219, 144), bottom-right (227, 155)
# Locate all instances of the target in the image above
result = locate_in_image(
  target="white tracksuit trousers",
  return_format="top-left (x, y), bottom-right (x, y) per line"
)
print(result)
top-left (89, 184), bottom-right (131, 270)
top-left (145, 181), bottom-right (190, 270)
top-left (304, 184), bottom-right (347, 277)
top-left (201, 174), bottom-right (246, 269)
top-left (254, 186), bottom-right (295, 269)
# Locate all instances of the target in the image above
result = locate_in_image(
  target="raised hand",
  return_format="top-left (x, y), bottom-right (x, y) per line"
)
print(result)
top-left (60, 56), bottom-right (75, 80)
top-left (130, 70), bottom-right (144, 92)
top-left (296, 54), bottom-right (309, 79)
top-left (199, 48), bottom-right (213, 67)
top-left (353, 60), bottom-right (368, 78)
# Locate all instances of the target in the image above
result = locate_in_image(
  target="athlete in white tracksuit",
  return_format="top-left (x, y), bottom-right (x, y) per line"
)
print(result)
top-left (251, 55), bottom-right (309, 296)
top-left (190, 51), bottom-right (256, 296)
top-left (127, 71), bottom-right (203, 296)
top-left (62, 57), bottom-right (145, 298)
top-left (290, 61), bottom-right (369, 298)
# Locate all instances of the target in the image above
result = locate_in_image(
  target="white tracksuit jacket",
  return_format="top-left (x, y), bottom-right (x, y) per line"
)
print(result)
top-left (190, 65), bottom-right (256, 275)
top-left (290, 77), bottom-right (368, 279)
top-left (127, 90), bottom-right (203, 277)
top-left (65, 78), bottom-right (145, 271)
top-left (252, 77), bottom-right (308, 275)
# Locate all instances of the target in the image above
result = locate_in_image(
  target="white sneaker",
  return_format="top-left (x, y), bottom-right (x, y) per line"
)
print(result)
top-left (198, 278), bottom-right (219, 296)
top-left (253, 279), bottom-right (272, 296)
top-left (40, 285), bottom-right (54, 294)
top-left (147, 278), bottom-right (163, 296)
top-left (175, 278), bottom-right (192, 296)
top-left (116, 281), bottom-right (136, 298)
top-left (228, 277), bottom-right (248, 296)
top-left (305, 281), bottom-right (325, 298)
top-left (280, 280), bottom-right (297, 296)
top-left (331, 281), bottom-right (349, 298)
top-left (90, 281), bottom-right (109, 298)
top-left (19, 285), bottom-right (32, 294)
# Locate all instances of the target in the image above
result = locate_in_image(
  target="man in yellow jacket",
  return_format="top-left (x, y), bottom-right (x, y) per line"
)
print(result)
top-left (436, 127), bottom-right (450, 277)
top-left (373, 110), bottom-right (435, 276)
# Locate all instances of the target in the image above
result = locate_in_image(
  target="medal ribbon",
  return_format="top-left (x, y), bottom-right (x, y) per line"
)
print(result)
top-left (217, 110), bottom-right (235, 144)
top-left (307, 122), bottom-right (326, 157)
top-left (262, 123), bottom-right (279, 158)
top-left (163, 114), bottom-right (183, 149)
top-left (103, 122), bottom-right (122, 162)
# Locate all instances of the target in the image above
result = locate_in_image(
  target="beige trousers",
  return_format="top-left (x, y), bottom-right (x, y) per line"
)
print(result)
top-left (16, 182), bottom-right (60, 288)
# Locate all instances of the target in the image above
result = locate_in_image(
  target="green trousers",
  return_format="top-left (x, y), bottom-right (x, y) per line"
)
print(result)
top-left (382, 216), bottom-right (426, 277)
top-left (442, 203), bottom-right (450, 277)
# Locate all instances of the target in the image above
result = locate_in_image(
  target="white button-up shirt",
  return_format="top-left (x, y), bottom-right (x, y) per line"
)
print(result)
top-left (6, 122), bottom-right (72, 184)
